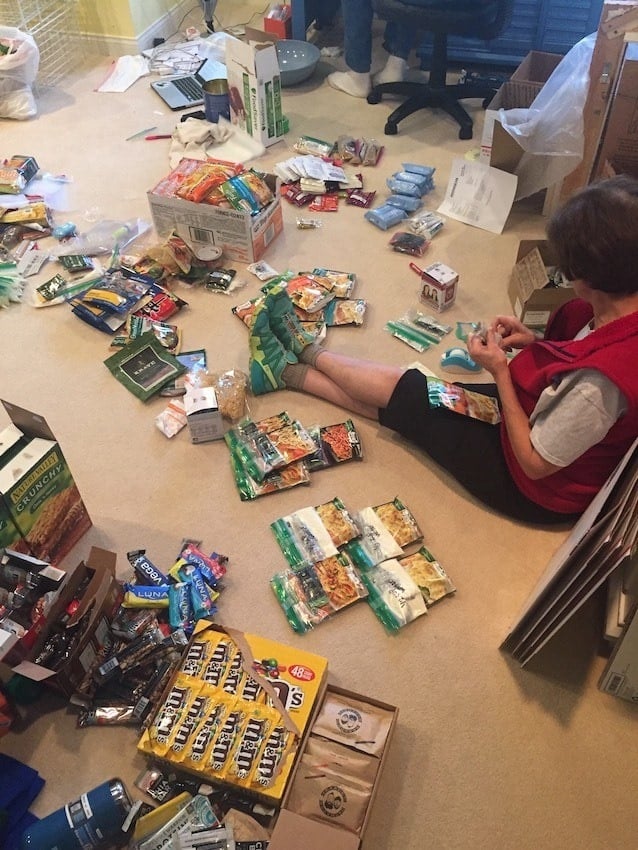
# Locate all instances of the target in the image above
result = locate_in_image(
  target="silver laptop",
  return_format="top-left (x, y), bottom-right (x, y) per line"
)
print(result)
top-left (150, 57), bottom-right (226, 110)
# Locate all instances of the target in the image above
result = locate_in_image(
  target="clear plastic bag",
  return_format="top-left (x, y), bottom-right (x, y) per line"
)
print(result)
top-left (498, 33), bottom-right (596, 200)
top-left (0, 27), bottom-right (40, 120)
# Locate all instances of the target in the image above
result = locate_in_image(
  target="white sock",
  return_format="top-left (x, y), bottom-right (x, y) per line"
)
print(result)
top-left (327, 70), bottom-right (371, 98)
top-left (373, 55), bottom-right (408, 86)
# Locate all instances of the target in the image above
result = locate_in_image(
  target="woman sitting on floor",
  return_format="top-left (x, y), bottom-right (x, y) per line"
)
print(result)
top-left (248, 176), bottom-right (638, 525)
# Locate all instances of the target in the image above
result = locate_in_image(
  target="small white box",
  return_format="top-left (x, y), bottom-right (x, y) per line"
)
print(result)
top-left (184, 388), bottom-right (224, 443)
top-left (419, 262), bottom-right (459, 312)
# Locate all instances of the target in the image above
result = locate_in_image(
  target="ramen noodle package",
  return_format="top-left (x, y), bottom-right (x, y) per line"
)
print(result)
top-left (315, 498), bottom-right (360, 548)
top-left (343, 508), bottom-right (404, 569)
top-left (230, 454), bottom-right (310, 501)
top-left (360, 559), bottom-right (428, 632)
top-left (398, 546), bottom-right (456, 605)
top-left (271, 507), bottom-right (340, 569)
top-left (323, 299), bottom-right (366, 327)
top-left (224, 418), bottom-right (287, 482)
top-left (427, 378), bottom-right (501, 425)
top-left (311, 691), bottom-right (394, 757)
top-left (373, 497), bottom-right (423, 548)
top-left (319, 419), bottom-right (363, 465)
top-left (311, 268), bottom-right (356, 299)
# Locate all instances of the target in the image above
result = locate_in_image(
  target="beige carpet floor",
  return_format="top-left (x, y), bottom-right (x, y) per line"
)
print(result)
top-left (1, 8), bottom-right (637, 849)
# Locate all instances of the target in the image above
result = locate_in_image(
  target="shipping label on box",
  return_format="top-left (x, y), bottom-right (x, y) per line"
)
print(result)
top-left (599, 602), bottom-right (638, 703)
top-left (0, 401), bottom-right (92, 564)
top-left (226, 33), bottom-right (285, 148)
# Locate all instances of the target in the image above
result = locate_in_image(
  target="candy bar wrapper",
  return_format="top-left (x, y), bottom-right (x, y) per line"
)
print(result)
top-left (398, 545), bottom-right (456, 605)
top-left (147, 678), bottom-right (195, 755)
top-left (286, 754), bottom-right (372, 835)
top-left (271, 507), bottom-right (339, 570)
top-left (360, 558), bottom-right (428, 632)
top-left (311, 691), bottom-right (394, 757)
top-left (345, 507), bottom-right (404, 569)
top-left (199, 635), bottom-right (236, 688)
top-left (427, 377), bottom-right (501, 425)
top-left (167, 687), bottom-right (218, 760)
top-left (127, 549), bottom-right (170, 586)
top-left (180, 544), bottom-right (227, 584)
top-left (373, 497), bottom-right (423, 548)
top-left (181, 695), bottom-right (232, 770)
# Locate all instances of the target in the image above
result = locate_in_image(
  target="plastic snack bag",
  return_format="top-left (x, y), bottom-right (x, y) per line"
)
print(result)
top-left (398, 546), bottom-right (456, 605)
top-left (360, 558), bottom-right (428, 632)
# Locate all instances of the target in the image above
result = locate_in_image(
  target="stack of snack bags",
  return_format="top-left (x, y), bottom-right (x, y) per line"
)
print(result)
top-left (270, 496), bottom-right (455, 633)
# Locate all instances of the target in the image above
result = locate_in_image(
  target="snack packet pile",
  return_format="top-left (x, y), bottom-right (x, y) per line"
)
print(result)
top-left (270, 496), bottom-right (455, 633)
top-left (224, 411), bottom-right (363, 501)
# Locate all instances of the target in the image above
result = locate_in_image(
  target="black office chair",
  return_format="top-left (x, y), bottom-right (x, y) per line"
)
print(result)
top-left (368, 0), bottom-right (514, 139)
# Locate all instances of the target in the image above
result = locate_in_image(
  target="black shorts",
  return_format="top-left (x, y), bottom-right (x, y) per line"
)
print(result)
top-left (378, 369), bottom-right (576, 525)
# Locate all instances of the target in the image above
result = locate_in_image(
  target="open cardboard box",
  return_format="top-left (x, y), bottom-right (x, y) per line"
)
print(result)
top-left (271, 683), bottom-right (398, 849)
top-left (508, 240), bottom-right (575, 329)
top-left (147, 159), bottom-right (283, 265)
top-left (4, 547), bottom-right (123, 696)
top-left (480, 51), bottom-right (563, 168)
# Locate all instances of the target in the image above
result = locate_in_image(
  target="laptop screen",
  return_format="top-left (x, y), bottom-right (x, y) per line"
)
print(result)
top-left (195, 57), bottom-right (227, 85)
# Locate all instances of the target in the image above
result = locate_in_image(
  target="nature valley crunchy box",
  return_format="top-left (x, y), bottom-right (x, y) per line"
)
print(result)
top-left (0, 401), bottom-right (92, 563)
top-left (138, 621), bottom-right (328, 801)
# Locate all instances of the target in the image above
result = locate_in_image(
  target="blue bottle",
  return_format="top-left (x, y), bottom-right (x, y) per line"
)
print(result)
top-left (20, 778), bottom-right (132, 849)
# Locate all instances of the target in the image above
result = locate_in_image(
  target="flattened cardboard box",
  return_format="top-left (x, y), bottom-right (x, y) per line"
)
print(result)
top-left (138, 621), bottom-right (329, 803)
top-left (6, 546), bottom-right (123, 696)
top-left (0, 400), bottom-right (92, 564)
top-left (147, 167), bottom-right (283, 264)
top-left (508, 240), bottom-right (574, 329)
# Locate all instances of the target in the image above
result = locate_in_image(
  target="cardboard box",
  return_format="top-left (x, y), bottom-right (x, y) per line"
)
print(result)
top-left (184, 387), bottom-right (224, 443)
top-left (508, 240), bottom-right (575, 329)
top-left (138, 622), bottom-right (329, 803)
top-left (226, 29), bottom-right (285, 148)
top-left (593, 42), bottom-right (638, 179)
top-left (271, 684), bottom-right (398, 848)
top-left (418, 262), bottom-right (459, 312)
top-left (480, 51), bottom-right (563, 167)
top-left (599, 601), bottom-right (638, 702)
top-left (557, 1), bottom-right (638, 204)
top-left (0, 400), bottom-right (92, 564)
top-left (3, 547), bottom-right (123, 696)
top-left (264, 5), bottom-right (292, 39)
top-left (147, 163), bottom-right (283, 265)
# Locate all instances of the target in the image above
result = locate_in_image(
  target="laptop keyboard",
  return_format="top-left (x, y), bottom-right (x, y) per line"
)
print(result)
top-left (173, 76), bottom-right (203, 101)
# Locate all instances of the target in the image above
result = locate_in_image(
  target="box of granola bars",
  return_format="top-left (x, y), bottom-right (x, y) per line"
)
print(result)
top-left (0, 400), bottom-right (92, 564)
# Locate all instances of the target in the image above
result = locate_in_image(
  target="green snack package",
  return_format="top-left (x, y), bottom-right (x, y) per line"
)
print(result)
top-left (104, 331), bottom-right (185, 401)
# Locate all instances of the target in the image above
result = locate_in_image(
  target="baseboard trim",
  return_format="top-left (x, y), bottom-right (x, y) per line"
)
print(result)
top-left (81, 0), bottom-right (198, 57)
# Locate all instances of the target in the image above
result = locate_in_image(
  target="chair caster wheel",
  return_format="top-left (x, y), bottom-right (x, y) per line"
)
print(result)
top-left (384, 122), bottom-right (398, 135)
top-left (458, 126), bottom-right (473, 140)
top-left (367, 91), bottom-right (381, 104)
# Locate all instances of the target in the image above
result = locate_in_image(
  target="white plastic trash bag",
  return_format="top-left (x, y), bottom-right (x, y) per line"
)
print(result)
top-left (0, 26), bottom-right (40, 120)
top-left (498, 33), bottom-right (596, 200)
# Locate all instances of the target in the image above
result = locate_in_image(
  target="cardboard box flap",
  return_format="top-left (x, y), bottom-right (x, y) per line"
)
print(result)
top-left (1, 400), bottom-right (57, 442)
top-left (268, 810), bottom-right (360, 850)
top-left (512, 246), bottom-right (550, 301)
top-left (245, 25), bottom-right (279, 46)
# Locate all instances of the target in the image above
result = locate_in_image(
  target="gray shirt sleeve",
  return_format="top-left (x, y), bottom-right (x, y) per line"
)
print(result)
top-left (529, 369), bottom-right (627, 467)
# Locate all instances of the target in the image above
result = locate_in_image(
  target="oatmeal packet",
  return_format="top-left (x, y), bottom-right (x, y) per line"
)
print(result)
top-left (311, 692), bottom-right (394, 756)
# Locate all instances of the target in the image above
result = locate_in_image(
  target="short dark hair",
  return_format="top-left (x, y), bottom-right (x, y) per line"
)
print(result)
top-left (546, 174), bottom-right (638, 295)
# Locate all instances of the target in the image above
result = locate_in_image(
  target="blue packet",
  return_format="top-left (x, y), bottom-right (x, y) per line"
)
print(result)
top-left (385, 194), bottom-right (423, 212)
top-left (386, 177), bottom-right (422, 197)
top-left (364, 204), bottom-right (407, 230)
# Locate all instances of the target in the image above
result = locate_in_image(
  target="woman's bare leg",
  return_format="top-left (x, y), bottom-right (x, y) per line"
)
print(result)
top-left (312, 350), bottom-right (404, 409)
top-left (300, 366), bottom-right (380, 419)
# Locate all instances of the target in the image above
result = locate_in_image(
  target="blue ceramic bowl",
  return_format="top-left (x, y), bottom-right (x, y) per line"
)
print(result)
top-left (276, 39), bottom-right (321, 87)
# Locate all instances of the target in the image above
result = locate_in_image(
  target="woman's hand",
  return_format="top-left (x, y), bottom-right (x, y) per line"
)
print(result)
top-left (467, 329), bottom-right (509, 378)
top-left (490, 315), bottom-right (538, 350)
